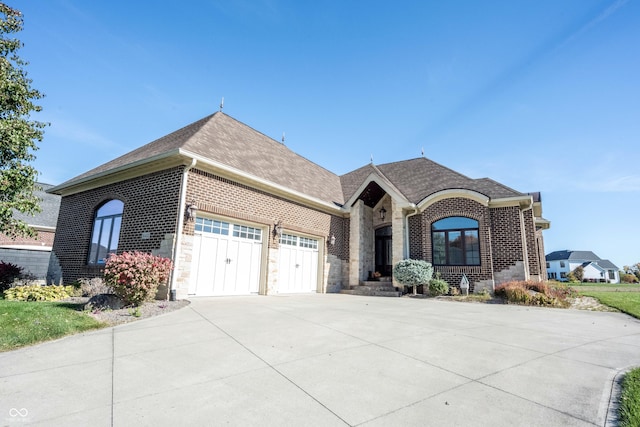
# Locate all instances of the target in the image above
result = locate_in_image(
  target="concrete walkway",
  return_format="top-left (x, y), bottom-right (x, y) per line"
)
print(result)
top-left (2, 294), bottom-right (640, 426)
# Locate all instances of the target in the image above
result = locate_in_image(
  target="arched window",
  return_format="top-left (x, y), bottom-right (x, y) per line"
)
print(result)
top-left (88, 200), bottom-right (124, 264)
top-left (431, 217), bottom-right (480, 266)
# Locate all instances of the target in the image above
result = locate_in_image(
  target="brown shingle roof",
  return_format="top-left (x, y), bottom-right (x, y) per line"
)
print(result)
top-left (56, 113), bottom-right (345, 205)
top-left (341, 158), bottom-right (524, 205)
top-left (55, 113), bottom-right (526, 207)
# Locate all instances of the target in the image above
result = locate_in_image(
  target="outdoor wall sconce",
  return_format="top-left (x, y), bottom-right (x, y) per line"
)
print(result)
top-left (379, 206), bottom-right (386, 221)
top-left (185, 200), bottom-right (198, 221)
top-left (329, 234), bottom-right (336, 246)
top-left (273, 220), bottom-right (283, 238)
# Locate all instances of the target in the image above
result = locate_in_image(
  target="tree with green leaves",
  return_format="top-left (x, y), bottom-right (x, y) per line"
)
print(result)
top-left (0, 3), bottom-right (46, 238)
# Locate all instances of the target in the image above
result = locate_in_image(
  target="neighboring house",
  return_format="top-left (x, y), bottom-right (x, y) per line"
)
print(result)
top-left (546, 250), bottom-right (620, 283)
top-left (47, 112), bottom-right (550, 298)
top-left (0, 183), bottom-right (61, 283)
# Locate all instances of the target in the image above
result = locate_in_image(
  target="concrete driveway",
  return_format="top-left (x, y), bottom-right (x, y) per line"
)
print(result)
top-left (2, 294), bottom-right (640, 426)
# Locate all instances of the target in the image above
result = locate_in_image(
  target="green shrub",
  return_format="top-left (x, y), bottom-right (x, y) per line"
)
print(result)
top-left (104, 251), bottom-right (173, 306)
top-left (0, 261), bottom-right (23, 293)
top-left (4, 285), bottom-right (71, 301)
top-left (572, 265), bottom-right (584, 282)
top-left (429, 278), bottom-right (449, 296)
top-left (393, 259), bottom-right (433, 294)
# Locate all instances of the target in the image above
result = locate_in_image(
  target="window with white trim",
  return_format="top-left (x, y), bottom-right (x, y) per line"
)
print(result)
top-left (280, 233), bottom-right (297, 246)
top-left (195, 217), bottom-right (229, 235)
top-left (299, 236), bottom-right (318, 249)
top-left (233, 224), bottom-right (262, 241)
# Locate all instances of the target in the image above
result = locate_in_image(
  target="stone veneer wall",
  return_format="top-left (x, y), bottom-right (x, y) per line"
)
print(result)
top-left (50, 167), bottom-right (184, 284)
top-left (534, 228), bottom-right (547, 281)
top-left (177, 169), bottom-right (349, 297)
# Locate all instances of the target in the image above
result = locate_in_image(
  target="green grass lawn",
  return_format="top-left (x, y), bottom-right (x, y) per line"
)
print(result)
top-left (0, 300), bottom-right (106, 352)
top-left (620, 367), bottom-right (640, 427)
top-left (570, 283), bottom-right (640, 319)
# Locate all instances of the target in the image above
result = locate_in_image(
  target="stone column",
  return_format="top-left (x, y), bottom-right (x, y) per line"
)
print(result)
top-left (349, 200), bottom-right (363, 287)
top-left (391, 199), bottom-right (405, 288)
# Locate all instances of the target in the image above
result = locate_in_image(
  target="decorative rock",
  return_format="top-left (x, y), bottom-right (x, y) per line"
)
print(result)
top-left (84, 294), bottom-right (125, 310)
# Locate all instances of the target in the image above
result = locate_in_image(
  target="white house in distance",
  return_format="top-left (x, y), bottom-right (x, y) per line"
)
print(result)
top-left (546, 250), bottom-right (620, 283)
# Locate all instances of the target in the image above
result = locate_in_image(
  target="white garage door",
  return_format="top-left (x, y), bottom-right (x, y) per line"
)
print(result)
top-left (189, 217), bottom-right (263, 296)
top-left (278, 233), bottom-right (319, 293)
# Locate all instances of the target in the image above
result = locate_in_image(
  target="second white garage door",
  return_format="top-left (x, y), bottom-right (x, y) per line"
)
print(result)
top-left (189, 217), bottom-right (263, 296)
top-left (278, 233), bottom-right (319, 293)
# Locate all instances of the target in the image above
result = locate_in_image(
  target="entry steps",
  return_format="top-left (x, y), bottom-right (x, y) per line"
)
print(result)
top-left (340, 280), bottom-right (402, 297)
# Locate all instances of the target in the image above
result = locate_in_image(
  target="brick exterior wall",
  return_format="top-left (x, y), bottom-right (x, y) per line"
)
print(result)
top-left (489, 206), bottom-right (524, 275)
top-left (50, 167), bottom-right (183, 283)
top-left (408, 214), bottom-right (423, 259)
top-left (523, 208), bottom-right (541, 276)
top-left (184, 169), bottom-right (348, 259)
top-left (174, 169), bottom-right (349, 296)
top-left (415, 198), bottom-right (494, 292)
top-left (407, 198), bottom-right (545, 292)
top-left (0, 230), bottom-right (55, 247)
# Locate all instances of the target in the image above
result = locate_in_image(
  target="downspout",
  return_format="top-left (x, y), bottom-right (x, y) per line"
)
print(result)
top-left (404, 203), bottom-right (419, 259)
top-left (169, 158), bottom-right (197, 300)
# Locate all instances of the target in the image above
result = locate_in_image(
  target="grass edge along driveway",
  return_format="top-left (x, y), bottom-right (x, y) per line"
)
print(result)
top-left (0, 300), bottom-right (106, 352)
top-left (572, 284), bottom-right (640, 320)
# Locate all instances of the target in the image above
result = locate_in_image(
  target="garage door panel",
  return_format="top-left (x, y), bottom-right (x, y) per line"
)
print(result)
top-left (277, 233), bottom-right (319, 294)
top-left (190, 217), bottom-right (262, 296)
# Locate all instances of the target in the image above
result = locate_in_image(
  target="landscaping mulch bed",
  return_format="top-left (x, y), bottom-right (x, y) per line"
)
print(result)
top-left (65, 297), bottom-right (190, 326)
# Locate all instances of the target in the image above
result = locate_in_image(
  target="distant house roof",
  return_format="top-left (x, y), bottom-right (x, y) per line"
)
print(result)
top-left (12, 183), bottom-right (60, 229)
top-left (546, 250), bottom-right (618, 270)
top-left (546, 250), bottom-right (601, 262)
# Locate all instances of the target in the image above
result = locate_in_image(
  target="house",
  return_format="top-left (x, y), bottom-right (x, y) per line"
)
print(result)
top-left (0, 183), bottom-right (61, 284)
top-left (47, 112), bottom-right (550, 298)
top-left (546, 250), bottom-right (620, 283)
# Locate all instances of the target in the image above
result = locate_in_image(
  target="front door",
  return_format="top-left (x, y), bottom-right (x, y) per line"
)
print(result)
top-left (375, 226), bottom-right (392, 277)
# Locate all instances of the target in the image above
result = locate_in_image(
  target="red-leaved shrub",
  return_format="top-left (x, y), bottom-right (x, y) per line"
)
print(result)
top-left (0, 261), bottom-right (23, 292)
top-left (103, 252), bottom-right (173, 306)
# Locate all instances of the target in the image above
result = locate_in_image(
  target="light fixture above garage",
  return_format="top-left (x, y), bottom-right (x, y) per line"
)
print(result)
top-left (379, 207), bottom-right (386, 221)
top-left (185, 200), bottom-right (198, 221)
top-left (274, 220), bottom-right (283, 238)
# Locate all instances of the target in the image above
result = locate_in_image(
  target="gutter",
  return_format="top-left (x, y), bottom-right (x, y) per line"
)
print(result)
top-left (168, 158), bottom-right (197, 300)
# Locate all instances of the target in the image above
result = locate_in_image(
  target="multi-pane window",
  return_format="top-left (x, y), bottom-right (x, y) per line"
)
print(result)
top-left (280, 233), bottom-right (318, 249)
top-left (88, 200), bottom-right (123, 265)
top-left (195, 217), bottom-right (229, 235)
top-left (608, 270), bottom-right (615, 280)
top-left (299, 236), bottom-right (318, 250)
top-left (233, 224), bottom-right (262, 241)
top-left (280, 233), bottom-right (297, 246)
top-left (431, 217), bottom-right (480, 266)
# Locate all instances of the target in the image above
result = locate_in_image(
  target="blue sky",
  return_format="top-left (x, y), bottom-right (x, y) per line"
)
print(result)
top-left (14, 0), bottom-right (640, 268)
